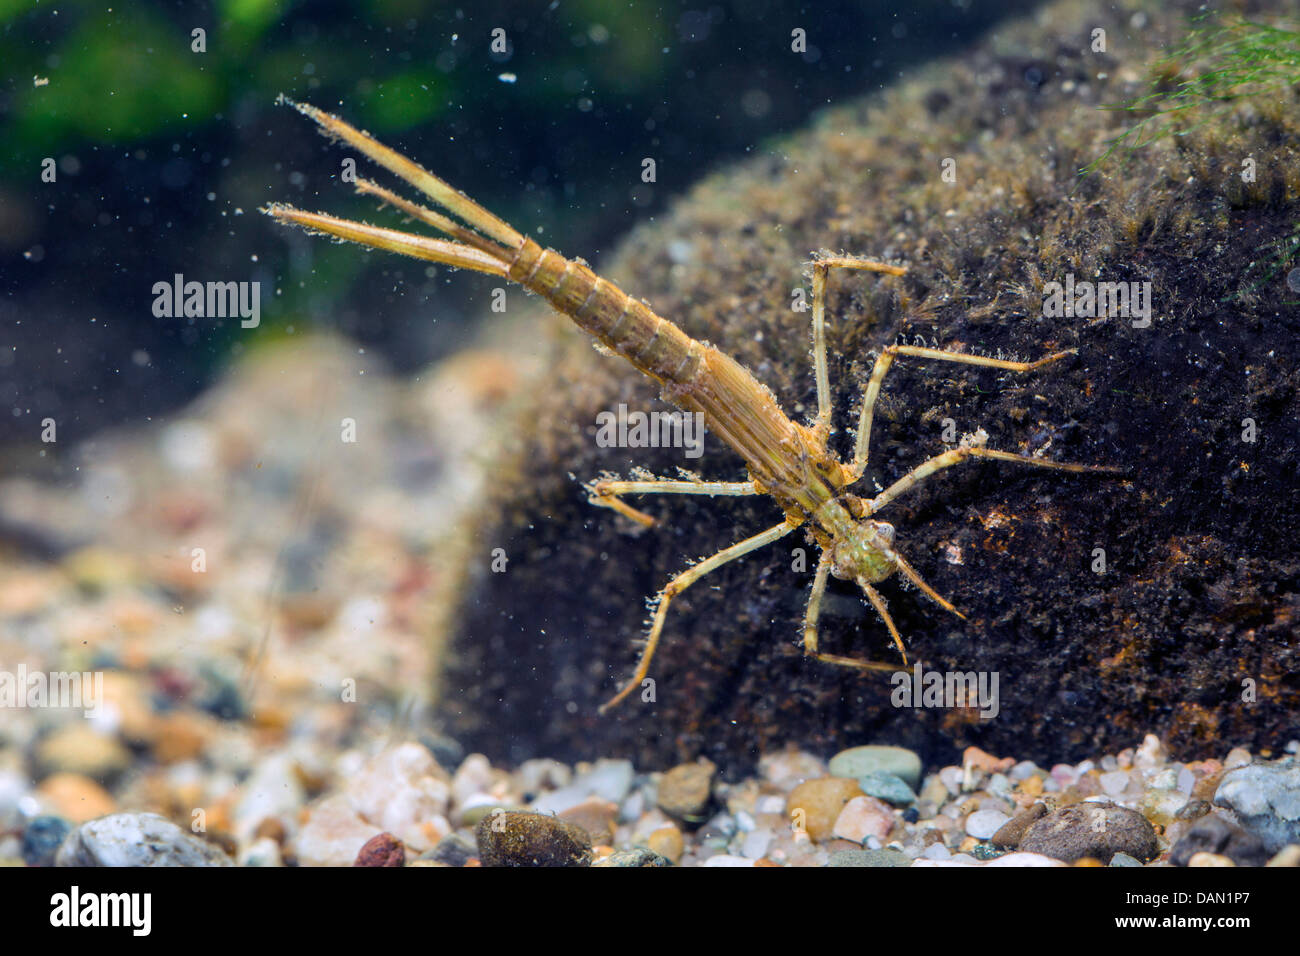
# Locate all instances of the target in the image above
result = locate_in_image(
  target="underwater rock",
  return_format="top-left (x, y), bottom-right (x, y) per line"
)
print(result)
top-left (435, 0), bottom-right (1300, 774)
top-left (1213, 759), bottom-right (1300, 853)
top-left (474, 810), bottom-right (593, 867)
top-left (1169, 812), bottom-right (1270, 867)
top-left (1019, 802), bottom-right (1158, 863)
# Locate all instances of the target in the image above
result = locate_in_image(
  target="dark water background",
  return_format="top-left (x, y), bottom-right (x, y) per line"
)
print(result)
top-left (0, 0), bottom-right (1042, 450)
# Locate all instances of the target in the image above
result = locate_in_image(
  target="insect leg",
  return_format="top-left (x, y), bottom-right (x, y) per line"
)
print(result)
top-left (804, 575), bottom-right (909, 672)
top-left (847, 344), bottom-right (1080, 484)
top-left (809, 256), bottom-right (907, 443)
top-left (598, 519), bottom-right (797, 713)
top-left (867, 445), bottom-right (1124, 516)
top-left (587, 478), bottom-right (757, 528)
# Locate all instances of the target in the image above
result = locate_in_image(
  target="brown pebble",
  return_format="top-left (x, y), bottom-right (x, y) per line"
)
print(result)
top-left (963, 746), bottom-right (1014, 774)
top-left (647, 825), bottom-right (684, 864)
top-left (991, 803), bottom-right (1047, 848)
top-left (1192, 769), bottom-right (1224, 802)
top-left (1019, 776), bottom-right (1044, 797)
top-left (152, 711), bottom-right (209, 764)
top-left (254, 817), bottom-right (288, 845)
top-left (559, 797), bottom-right (618, 845)
top-left (1175, 798), bottom-right (1213, 821)
top-left (354, 832), bottom-right (406, 867)
top-left (1020, 802), bottom-right (1158, 864)
top-left (35, 773), bottom-right (116, 824)
top-left (786, 777), bottom-right (865, 843)
top-left (657, 759), bottom-right (717, 823)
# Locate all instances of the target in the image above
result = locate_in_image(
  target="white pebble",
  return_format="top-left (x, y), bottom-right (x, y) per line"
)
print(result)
top-left (965, 809), bottom-right (1009, 840)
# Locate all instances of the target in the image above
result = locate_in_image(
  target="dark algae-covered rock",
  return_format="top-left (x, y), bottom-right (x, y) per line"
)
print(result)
top-left (1169, 813), bottom-right (1271, 867)
top-left (474, 810), bottom-right (593, 867)
top-left (434, 0), bottom-right (1300, 774)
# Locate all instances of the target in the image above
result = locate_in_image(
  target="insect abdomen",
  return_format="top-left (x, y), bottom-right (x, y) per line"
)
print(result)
top-left (509, 238), bottom-right (703, 387)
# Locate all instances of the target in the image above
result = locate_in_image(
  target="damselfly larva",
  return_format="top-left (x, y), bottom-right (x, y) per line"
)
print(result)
top-left (264, 98), bottom-right (1125, 713)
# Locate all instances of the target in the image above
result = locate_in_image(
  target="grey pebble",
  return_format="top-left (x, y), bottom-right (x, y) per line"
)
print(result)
top-left (828, 848), bottom-right (911, 867)
top-left (55, 813), bottom-right (235, 867)
top-left (828, 746), bottom-right (922, 790)
top-left (856, 770), bottom-right (917, 806)
top-left (593, 847), bottom-right (672, 867)
top-left (1213, 759), bottom-right (1300, 853)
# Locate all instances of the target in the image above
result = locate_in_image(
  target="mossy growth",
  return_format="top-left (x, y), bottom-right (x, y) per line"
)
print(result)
top-left (433, 0), bottom-right (1300, 775)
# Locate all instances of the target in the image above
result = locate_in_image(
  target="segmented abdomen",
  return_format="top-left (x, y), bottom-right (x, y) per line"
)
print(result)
top-left (509, 238), bottom-right (703, 387)
top-left (508, 237), bottom-right (838, 520)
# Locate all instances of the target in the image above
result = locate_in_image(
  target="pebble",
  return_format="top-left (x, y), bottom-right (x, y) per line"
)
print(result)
top-left (575, 759), bottom-right (635, 803)
top-left (517, 758), bottom-right (571, 795)
top-left (759, 748), bottom-right (827, 790)
top-left (701, 854), bottom-right (755, 867)
top-left (828, 847), bottom-right (910, 867)
top-left (965, 809), bottom-right (1010, 840)
top-left (912, 851), bottom-right (1066, 868)
top-left (231, 753), bottom-right (306, 843)
top-left (593, 847), bottom-right (671, 867)
top-left (656, 759), bottom-right (716, 823)
top-left (422, 833), bottom-right (477, 867)
top-left (832, 795), bottom-right (895, 844)
top-left (1169, 813), bottom-right (1269, 867)
top-left (1212, 759), bottom-right (1300, 853)
top-left (345, 743), bottom-right (452, 852)
top-left (239, 837), bottom-right (283, 867)
top-left (1141, 787), bottom-right (1189, 826)
top-left (35, 724), bottom-right (131, 779)
top-left (1188, 852), bottom-right (1235, 867)
top-left (1267, 845), bottom-right (1300, 867)
top-left (451, 754), bottom-right (497, 807)
top-left (21, 816), bottom-right (71, 867)
top-left (1019, 802), bottom-right (1158, 863)
top-left (856, 770), bottom-right (917, 806)
top-left (991, 803), bottom-right (1047, 848)
top-left (787, 777), bottom-right (864, 843)
top-left (828, 745), bottom-right (922, 790)
top-left (559, 796), bottom-right (619, 845)
top-left (1109, 852), bottom-right (1143, 867)
top-left (1175, 798), bottom-right (1213, 821)
top-left (35, 772), bottom-right (116, 823)
top-left (647, 825), bottom-right (684, 863)
top-left (1099, 770), bottom-right (1130, 796)
top-left (1135, 735), bottom-right (1167, 770)
top-left (474, 810), bottom-right (592, 867)
top-left (532, 758), bottom-right (635, 815)
top-left (739, 829), bottom-right (772, 859)
top-left (294, 794), bottom-right (385, 867)
top-left (353, 832), bottom-right (406, 867)
top-left (55, 812), bottom-right (234, 866)
top-left (963, 746), bottom-right (1014, 774)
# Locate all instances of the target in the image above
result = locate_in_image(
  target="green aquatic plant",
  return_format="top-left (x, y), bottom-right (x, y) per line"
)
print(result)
top-left (1084, 14), bottom-right (1300, 176)
top-left (1083, 15), bottom-right (1300, 306)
